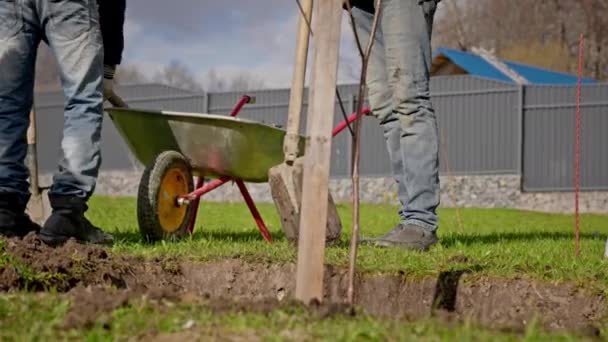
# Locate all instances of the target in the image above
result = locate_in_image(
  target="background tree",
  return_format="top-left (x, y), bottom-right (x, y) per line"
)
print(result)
top-left (433, 0), bottom-right (607, 80)
top-left (152, 60), bottom-right (204, 92)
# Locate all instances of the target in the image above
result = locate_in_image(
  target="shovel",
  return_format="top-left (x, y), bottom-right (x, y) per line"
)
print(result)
top-left (25, 91), bottom-right (129, 225)
top-left (268, 0), bottom-right (342, 245)
top-left (25, 105), bottom-right (51, 226)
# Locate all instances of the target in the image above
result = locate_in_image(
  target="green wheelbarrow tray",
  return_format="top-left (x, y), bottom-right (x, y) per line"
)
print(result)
top-left (105, 107), bottom-right (306, 182)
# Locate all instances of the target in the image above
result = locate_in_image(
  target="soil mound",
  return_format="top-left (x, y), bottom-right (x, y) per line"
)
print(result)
top-left (0, 235), bottom-right (604, 335)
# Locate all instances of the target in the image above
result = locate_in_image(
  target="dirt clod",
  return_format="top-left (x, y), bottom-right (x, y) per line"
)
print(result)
top-left (63, 286), bottom-right (131, 329)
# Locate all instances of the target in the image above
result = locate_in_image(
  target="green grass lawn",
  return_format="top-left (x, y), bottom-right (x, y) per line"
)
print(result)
top-left (86, 196), bottom-right (608, 285)
top-left (0, 293), bottom-right (595, 342)
top-left (2, 197), bottom-right (608, 341)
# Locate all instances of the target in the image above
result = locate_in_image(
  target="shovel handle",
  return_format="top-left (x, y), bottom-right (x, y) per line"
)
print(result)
top-left (284, 0), bottom-right (313, 163)
top-left (27, 108), bottom-right (36, 145)
top-left (26, 108), bottom-right (41, 193)
top-left (107, 91), bottom-right (129, 108)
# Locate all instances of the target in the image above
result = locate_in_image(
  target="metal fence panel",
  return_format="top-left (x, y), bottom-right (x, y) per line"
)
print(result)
top-left (126, 97), bottom-right (207, 112)
top-left (525, 83), bottom-right (608, 105)
top-left (33, 84), bottom-right (199, 108)
top-left (32, 77), bottom-right (608, 191)
top-left (522, 84), bottom-right (608, 191)
top-left (430, 75), bottom-right (514, 93)
top-left (434, 88), bottom-right (520, 174)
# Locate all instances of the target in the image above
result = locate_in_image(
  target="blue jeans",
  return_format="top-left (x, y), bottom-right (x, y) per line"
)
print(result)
top-left (0, 0), bottom-right (104, 205)
top-left (352, 0), bottom-right (440, 231)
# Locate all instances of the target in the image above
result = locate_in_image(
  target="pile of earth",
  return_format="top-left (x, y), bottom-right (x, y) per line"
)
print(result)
top-left (0, 234), bottom-right (604, 336)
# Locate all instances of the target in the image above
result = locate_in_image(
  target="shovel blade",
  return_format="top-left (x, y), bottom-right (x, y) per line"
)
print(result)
top-left (26, 190), bottom-right (51, 226)
top-left (269, 157), bottom-right (342, 245)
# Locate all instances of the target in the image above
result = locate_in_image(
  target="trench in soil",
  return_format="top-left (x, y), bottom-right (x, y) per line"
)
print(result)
top-left (0, 235), bottom-right (605, 336)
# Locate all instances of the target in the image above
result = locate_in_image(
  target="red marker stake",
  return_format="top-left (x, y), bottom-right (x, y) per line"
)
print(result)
top-left (575, 33), bottom-right (583, 257)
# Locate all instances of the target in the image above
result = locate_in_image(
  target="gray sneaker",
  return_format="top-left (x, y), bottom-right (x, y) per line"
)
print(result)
top-left (360, 223), bottom-right (403, 243)
top-left (361, 223), bottom-right (438, 251)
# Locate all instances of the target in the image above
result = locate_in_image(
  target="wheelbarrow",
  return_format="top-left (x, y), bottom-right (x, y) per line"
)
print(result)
top-left (106, 95), bottom-right (369, 243)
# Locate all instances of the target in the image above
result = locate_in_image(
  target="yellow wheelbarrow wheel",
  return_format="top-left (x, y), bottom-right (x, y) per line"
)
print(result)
top-left (137, 151), bottom-right (195, 242)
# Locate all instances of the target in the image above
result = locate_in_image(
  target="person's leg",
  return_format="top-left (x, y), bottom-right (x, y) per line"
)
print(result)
top-left (350, 7), bottom-right (410, 225)
top-left (372, 0), bottom-right (440, 249)
top-left (0, 0), bottom-right (43, 237)
top-left (37, 0), bottom-right (112, 245)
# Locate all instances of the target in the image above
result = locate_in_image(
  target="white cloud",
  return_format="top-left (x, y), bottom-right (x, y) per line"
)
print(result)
top-left (122, 2), bottom-right (363, 90)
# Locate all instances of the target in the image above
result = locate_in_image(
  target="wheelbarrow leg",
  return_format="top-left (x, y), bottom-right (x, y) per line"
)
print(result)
top-left (183, 176), bottom-right (233, 233)
top-left (186, 177), bottom-right (206, 234)
top-left (230, 95), bottom-right (272, 242)
top-left (236, 180), bottom-right (272, 243)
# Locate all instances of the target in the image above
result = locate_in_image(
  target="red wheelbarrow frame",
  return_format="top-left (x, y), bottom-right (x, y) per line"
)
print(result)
top-left (180, 95), bottom-right (370, 243)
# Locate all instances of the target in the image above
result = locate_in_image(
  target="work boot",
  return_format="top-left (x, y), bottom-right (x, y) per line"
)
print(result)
top-left (38, 195), bottom-right (113, 246)
top-left (0, 193), bottom-right (41, 238)
top-left (360, 223), bottom-right (438, 251)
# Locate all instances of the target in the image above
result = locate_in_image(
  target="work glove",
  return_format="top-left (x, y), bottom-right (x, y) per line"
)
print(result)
top-left (103, 64), bottom-right (116, 101)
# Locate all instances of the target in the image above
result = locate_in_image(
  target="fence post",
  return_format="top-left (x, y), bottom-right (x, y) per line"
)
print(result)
top-left (518, 84), bottom-right (525, 191)
top-left (203, 92), bottom-right (210, 114)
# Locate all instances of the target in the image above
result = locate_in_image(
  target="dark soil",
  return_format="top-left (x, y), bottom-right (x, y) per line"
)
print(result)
top-left (0, 234), bottom-right (605, 336)
top-left (0, 234), bottom-right (182, 292)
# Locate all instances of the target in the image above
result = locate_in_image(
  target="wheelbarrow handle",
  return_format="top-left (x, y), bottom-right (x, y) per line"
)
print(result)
top-left (332, 107), bottom-right (372, 137)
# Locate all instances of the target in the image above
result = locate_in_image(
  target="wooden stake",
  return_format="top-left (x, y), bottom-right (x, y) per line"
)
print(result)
top-left (295, 0), bottom-right (343, 304)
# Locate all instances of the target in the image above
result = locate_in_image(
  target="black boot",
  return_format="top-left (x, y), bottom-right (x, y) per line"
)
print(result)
top-left (0, 193), bottom-right (41, 238)
top-left (38, 195), bottom-right (113, 246)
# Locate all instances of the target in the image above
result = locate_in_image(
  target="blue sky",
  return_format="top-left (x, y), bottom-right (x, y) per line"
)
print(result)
top-left (122, 0), bottom-right (363, 89)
